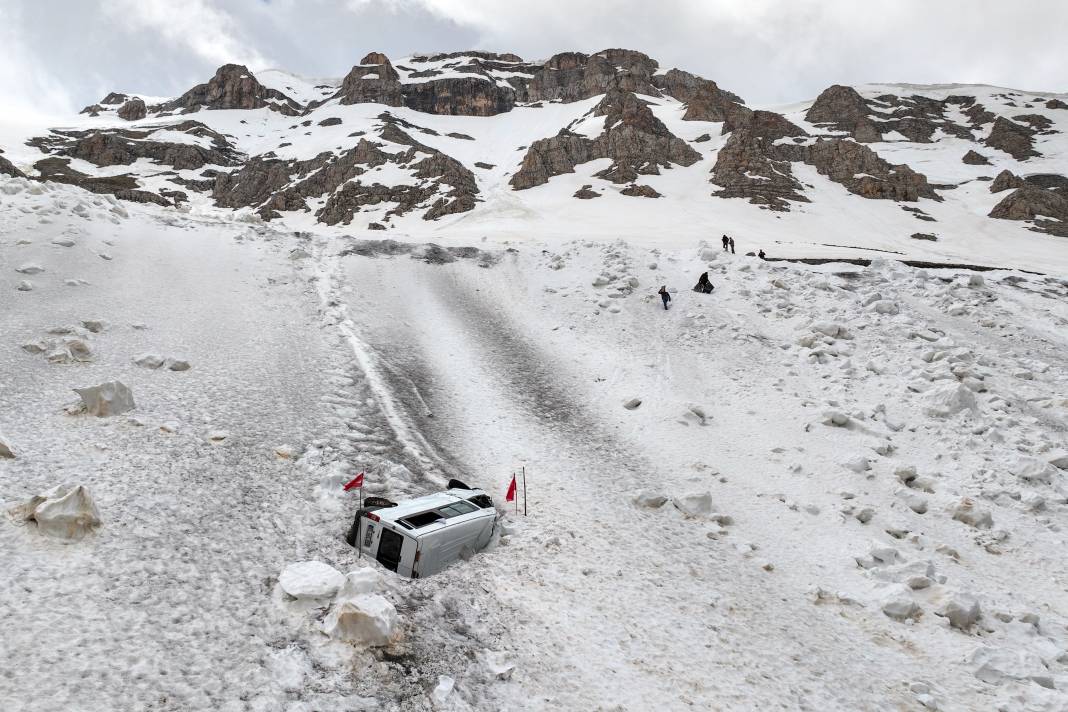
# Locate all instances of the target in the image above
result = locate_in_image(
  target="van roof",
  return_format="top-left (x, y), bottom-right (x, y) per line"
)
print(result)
top-left (375, 488), bottom-right (492, 527)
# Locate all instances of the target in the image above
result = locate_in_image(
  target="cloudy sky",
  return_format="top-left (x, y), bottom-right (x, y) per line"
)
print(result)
top-left (3, 0), bottom-right (1065, 120)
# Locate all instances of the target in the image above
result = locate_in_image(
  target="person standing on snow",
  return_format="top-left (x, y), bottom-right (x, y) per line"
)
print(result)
top-left (758, 249), bottom-right (767, 260)
top-left (694, 272), bottom-right (714, 294)
top-left (728, 236), bottom-right (736, 254)
top-left (721, 235), bottom-right (730, 252)
top-left (658, 285), bottom-right (672, 310)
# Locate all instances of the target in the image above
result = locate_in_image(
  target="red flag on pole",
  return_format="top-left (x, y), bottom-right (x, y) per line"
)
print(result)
top-left (343, 472), bottom-right (365, 491)
top-left (505, 474), bottom-right (517, 502)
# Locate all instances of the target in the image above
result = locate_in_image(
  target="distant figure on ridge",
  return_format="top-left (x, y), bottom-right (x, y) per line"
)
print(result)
top-left (658, 285), bottom-right (672, 310)
top-left (694, 272), bottom-right (714, 294)
top-left (758, 249), bottom-right (766, 260)
top-left (728, 236), bottom-right (736, 254)
top-left (721, 235), bottom-right (730, 252)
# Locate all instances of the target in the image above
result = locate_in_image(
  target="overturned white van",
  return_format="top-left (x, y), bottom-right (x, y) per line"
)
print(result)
top-left (345, 480), bottom-right (497, 578)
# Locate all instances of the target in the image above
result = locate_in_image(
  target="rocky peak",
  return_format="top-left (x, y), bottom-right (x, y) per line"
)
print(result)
top-left (164, 64), bottom-right (301, 115)
top-left (340, 52), bottom-right (403, 106)
top-left (526, 49), bottom-right (659, 103)
top-left (990, 169), bottom-right (1027, 193)
top-left (806, 85), bottom-right (882, 142)
top-left (652, 69), bottom-right (750, 126)
top-left (117, 98), bottom-right (147, 122)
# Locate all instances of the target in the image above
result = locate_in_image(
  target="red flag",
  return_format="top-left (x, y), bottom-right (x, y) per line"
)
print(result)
top-left (343, 472), bottom-right (365, 491)
top-left (505, 474), bottom-right (517, 502)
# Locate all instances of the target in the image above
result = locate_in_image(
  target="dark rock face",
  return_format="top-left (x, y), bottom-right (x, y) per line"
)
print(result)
top-left (1047, 99), bottom-right (1068, 110)
top-left (990, 169), bottom-right (1026, 193)
top-left (652, 68), bottom-right (749, 126)
top-left (985, 117), bottom-right (1038, 159)
top-left (510, 88), bottom-right (700, 189)
top-left (620, 183), bottom-right (661, 198)
top-left (43, 124), bottom-right (242, 171)
top-left (403, 77), bottom-right (514, 116)
top-left (164, 64), bottom-right (301, 115)
top-left (989, 186), bottom-right (1068, 236)
top-left (710, 126), bottom-right (807, 210)
top-left (101, 92), bottom-right (128, 105)
top-left (339, 52), bottom-right (403, 107)
top-left (0, 149), bottom-right (24, 178)
top-left (212, 124), bottom-right (478, 223)
top-left (573, 185), bottom-right (601, 199)
top-left (962, 149), bottom-right (990, 165)
top-left (745, 111), bottom-right (807, 142)
top-left (796, 139), bottom-right (939, 201)
top-left (33, 157), bottom-right (171, 205)
top-left (911, 233), bottom-right (938, 241)
top-left (806, 85), bottom-right (881, 142)
top-left (525, 50), bottom-right (660, 103)
top-left (117, 98), bottom-right (147, 121)
top-left (318, 117), bottom-right (342, 126)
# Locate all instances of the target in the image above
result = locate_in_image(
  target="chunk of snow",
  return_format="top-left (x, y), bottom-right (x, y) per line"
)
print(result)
top-left (431, 675), bottom-right (455, 704)
top-left (73, 381), bottom-right (135, 417)
top-left (81, 319), bottom-right (107, 333)
top-left (51, 238), bottom-right (75, 247)
top-left (922, 383), bottom-right (976, 417)
top-left (1049, 452), bottom-right (1068, 470)
top-left (16, 280), bottom-right (33, 291)
top-left (165, 358), bottom-right (191, 372)
top-left (279, 561), bottom-right (345, 599)
top-left (15, 263), bottom-right (44, 274)
top-left (134, 353), bottom-right (165, 369)
top-left (872, 300), bottom-right (899, 315)
top-left (337, 568), bottom-right (384, 598)
top-left (950, 498), bottom-right (993, 529)
top-left (9, 484), bottom-right (101, 540)
top-left (971, 646), bottom-right (1048, 685)
top-left (1007, 455), bottom-right (1058, 484)
top-left (0, 432), bottom-right (15, 458)
top-left (323, 593), bottom-right (398, 646)
top-left (631, 490), bottom-right (668, 509)
top-left (622, 397), bottom-right (642, 410)
top-left (672, 492), bottom-right (714, 518)
top-left (880, 585), bottom-right (920, 621)
top-left (938, 593), bottom-right (981, 630)
top-left (207, 429), bottom-right (230, 443)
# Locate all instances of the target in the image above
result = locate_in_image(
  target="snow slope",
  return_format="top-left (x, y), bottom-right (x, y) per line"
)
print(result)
top-left (4, 170), bottom-right (1068, 710)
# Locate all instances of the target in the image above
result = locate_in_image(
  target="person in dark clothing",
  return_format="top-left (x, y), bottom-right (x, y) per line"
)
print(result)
top-left (658, 285), bottom-right (671, 310)
top-left (758, 249), bottom-right (766, 260)
top-left (694, 272), bottom-right (714, 294)
top-left (728, 236), bottom-right (736, 254)
top-left (721, 235), bottom-right (730, 251)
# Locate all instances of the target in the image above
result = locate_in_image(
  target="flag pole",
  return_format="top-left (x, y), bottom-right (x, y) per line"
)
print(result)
top-left (522, 466), bottom-right (527, 516)
top-left (514, 472), bottom-right (518, 515)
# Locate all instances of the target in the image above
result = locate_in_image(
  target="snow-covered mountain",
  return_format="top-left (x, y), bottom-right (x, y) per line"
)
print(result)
top-left (3, 49), bottom-right (1067, 271)
top-left (4, 49), bottom-right (1068, 712)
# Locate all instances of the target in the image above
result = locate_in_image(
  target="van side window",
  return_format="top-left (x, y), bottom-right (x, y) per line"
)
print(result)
top-left (467, 494), bottom-right (493, 509)
top-left (438, 500), bottom-right (478, 518)
top-left (401, 511), bottom-right (444, 529)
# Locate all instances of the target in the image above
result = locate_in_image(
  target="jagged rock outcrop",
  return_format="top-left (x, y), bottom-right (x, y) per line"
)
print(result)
top-left (989, 186), bottom-right (1068, 236)
top-left (985, 117), bottom-right (1038, 159)
top-left (525, 50), bottom-right (660, 103)
top-left (573, 185), bottom-right (600, 199)
top-left (652, 69), bottom-right (750, 127)
top-left (339, 52), bottom-right (404, 107)
top-left (962, 149), bottom-right (990, 165)
top-left (1047, 99), bottom-right (1068, 110)
top-left (213, 123), bottom-right (477, 223)
top-left (620, 183), bottom-right (661, 198)
top-left (33, 157), bottom-right (171, 205)
top-left (117, 98), bottom-right (147, 121)
top-left (163, 64), bottom-right (301, 115)
top-left (710, 126), bottom-right (807, 210)
top-left (792, 139), bottom-right (939, 201)
top-left (806, 85), bottom-right (882, 142)
top-left (511, 88), bottom-right (700, 189)
top-left (51, 130), bottom-right (241, 171)
top-left (990, 169), bottom-right (1027, 193)
top-left (0, 150), bottom-right (24, 178)
top-left (403, 77), bottom-right (514, 116)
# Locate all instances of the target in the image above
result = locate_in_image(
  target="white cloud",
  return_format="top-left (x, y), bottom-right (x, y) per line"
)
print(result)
top-left (0, 4), bottom-right (75, 120)
top-left (101, 0), bottom-right (272, 70)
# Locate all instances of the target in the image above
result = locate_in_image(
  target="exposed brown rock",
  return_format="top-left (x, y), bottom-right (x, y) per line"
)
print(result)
top-left (164, 64), bottom-right (301, 115)
top-left (1013, 114), bottom-right (1054, 132)
top-left (710, 126), bottom-right (807, 210)
top-left (988, 186), bottom-right (1068, 222)
top-left (402, 77), bottom-right (514, 116)
top-left (339, 53), bottom-right (403, 107)
top-left (510, 88), bottom-right (700, 189)
top-left (52, 128), bottom-right (241, 171)
top-left (101, 92), bottom-right (128, 105)
top-left (964, 104), bottom-right (996, 126)
top-left (990, 169), bottom-right (1026, 193)
top-left (0, 150), bottom-right (24, 178)
top-left (985, 117), bottom-right (1038, 159)
top-left (318, 117), bottom-right (342, 127)
top-left (620, 183), bottom-right (661, 198)
top-left (962, 150), bottom-right (990, 165)
top-left (911, 233), bottom-right (938, 241)
top-left (1047, 99), bottom-right (1068, 110)
top-left (526, 50), bottom-right (659, 103)
top-left (744, 111), bottom-right (807, 142)
top-left (795, 139), bottom-right (939, 201)
top-left (573, 185), bottom-right (601, 199)
top-left (117, 98), bottom-right (147, 121)
top-left (33, 157), bottom-right (171, 205)
top-left (806, 85), bottom-right (881, 142)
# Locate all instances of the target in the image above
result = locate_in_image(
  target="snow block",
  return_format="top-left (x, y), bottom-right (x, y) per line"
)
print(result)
top-left (971, 646), bottom-right (1048, 685)
top-left (0, 432), bottom-right (14, 458)
top-left (323, 593), bottom-right (398, 647)
top-left (950, 498), bottom-right (993, 529)
top-left (631, 490), bottom-right (668, 509)
top-left (922, 383), bottom-right (976, 417)
top-left (10, 484), bottom-right (101, 540)
top-left (279, 561), bottom-right (345, 599)
top-left (337, 568), bottom-right (384, 598)
top-left (73, 381), bottom-right (135, 417)
top-left (1007, 455), bottom-right (1058, 484)
top-left (133, 353), bottom-right (165, 369)
top-left (938, 593), bottom-right (981, 630)
top-left (880, 585), bottom-right (920, 621)
top-left (672, 492), bottom-right (714, 518)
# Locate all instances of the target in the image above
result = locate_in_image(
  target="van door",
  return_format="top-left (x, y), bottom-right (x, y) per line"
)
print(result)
top-left (376, 528), bottom-right (405, 572)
